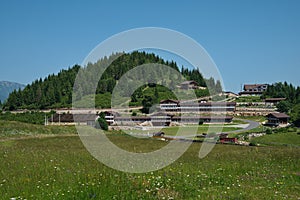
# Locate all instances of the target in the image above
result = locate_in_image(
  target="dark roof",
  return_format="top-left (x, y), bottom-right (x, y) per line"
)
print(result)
top-left (181, 80), bottom-right (198, 85)
top-left (160, 99), bottom-right (180, 104)
top-left (49, 114), bottom-right (98, 123)
top-left (171, 116), bottom-right (233, 120)
top-left (103, 111), bottom-right (121, 116)
top-left (265, 98), bottom-right (286, 102)
top-left (267, 112), bottom-right (290, 119)
top-left (181, 102), bottom-right (236, 106)
top-left (244, 84), bottom-right (268, 90)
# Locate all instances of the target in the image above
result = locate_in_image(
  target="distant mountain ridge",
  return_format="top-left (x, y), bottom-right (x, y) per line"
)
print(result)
top-left (0, 81), bottom-right (25, 102)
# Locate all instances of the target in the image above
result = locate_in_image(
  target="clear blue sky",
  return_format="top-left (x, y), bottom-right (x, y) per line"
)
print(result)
top-left (0, 0), bottom-right (299, 92)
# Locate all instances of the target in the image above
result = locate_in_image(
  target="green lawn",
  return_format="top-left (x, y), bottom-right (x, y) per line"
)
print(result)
top-left (251, 131), bottom-right (300, 147)
top-left (0, 133), bottom-right (299, 199)
top-left (127, 126), bottom-right (241, 137)
top-left (0, 121), bottom-right (299, 199)
top-left (0, 120), bottom-right (76, 138)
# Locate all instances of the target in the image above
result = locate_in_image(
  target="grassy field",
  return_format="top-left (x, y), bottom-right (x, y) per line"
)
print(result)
top-left (0, 120), bottom-right (76, 139)
top-left (0, 120), bottom-right (299, 199)
top-left (127, 126), bottom-right (242, 137)
top-left (250, 131), bottom-right (300, 147)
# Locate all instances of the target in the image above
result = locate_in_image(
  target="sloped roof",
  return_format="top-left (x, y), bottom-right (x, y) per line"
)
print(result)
top-left (265, 98), bottom-right (286, 102)
top-left (267, 112), bottom-right (290, 119)
top-left (181, 80), bottom-right (198, 85)
top-left (160, 99), bottom-right (180, 104)
top-left (171, 116), bottom-right (233, 120)
top-left (244, 84), bottom-right (268, 90)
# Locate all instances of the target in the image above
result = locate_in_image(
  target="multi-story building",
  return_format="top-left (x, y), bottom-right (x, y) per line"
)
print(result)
top-left (239, 84), bottom-right (268, 96)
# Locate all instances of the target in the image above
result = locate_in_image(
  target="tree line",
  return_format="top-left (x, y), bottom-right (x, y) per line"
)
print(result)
top-left (3, 51), bottom-right (222, 111)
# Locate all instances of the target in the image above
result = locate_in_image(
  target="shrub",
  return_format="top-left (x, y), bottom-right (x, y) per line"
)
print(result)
top-left (198, 120), bottom-right (204, 125)
top-left (266, 129), bottom-right (272, 135)
top-left (249, 142), bottom-right (257, 146)
top-left (95, 117), bottom-right (108, 131)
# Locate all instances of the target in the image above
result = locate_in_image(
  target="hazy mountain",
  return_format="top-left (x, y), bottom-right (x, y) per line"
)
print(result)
top-left (0, 81), bottom-right (25, 102)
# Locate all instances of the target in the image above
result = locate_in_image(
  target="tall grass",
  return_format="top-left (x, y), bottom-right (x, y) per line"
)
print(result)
top-left (0, 134), bottom-right (299, 199)
top-left (0, 120), bottom-right (76, 138)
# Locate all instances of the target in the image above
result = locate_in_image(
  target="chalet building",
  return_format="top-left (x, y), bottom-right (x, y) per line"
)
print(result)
top-left (264, 98), bottom-right (286, 106)
top-left (265, 112), bottom-right (290, 127)
top-left (171, 116), bottom-right (233, 124)
top-left (180, 80), bottom-right (199, 90)
top-left (239, 84), bottom-right (268, 96)
top-left (160, 99), bottom-right (236, 113)
top-left (48, 113), bottom-right (98, 126)
top-left (150, 112), bottom-right (172, 126)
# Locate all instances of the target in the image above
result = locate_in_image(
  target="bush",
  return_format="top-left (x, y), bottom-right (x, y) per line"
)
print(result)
top-left (249, 142), bottom-right (259, 146)
top-left (132, 112), bottom-right (137, 116)
top-left (95, 117), bottom-right (108, 131)
top-left (266, 129), bottom-right (272, 135)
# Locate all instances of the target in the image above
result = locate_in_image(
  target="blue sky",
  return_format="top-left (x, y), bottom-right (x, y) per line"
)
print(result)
top-left (0, 0), bottom-right (299, 92)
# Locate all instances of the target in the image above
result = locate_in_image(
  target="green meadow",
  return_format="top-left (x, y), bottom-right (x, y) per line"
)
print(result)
top-left (251, 131), bottom-right (300, 147)
top-left (0, 121), bottom-right (299, 199)
top-left (127, 125), bottom-right (241, 137)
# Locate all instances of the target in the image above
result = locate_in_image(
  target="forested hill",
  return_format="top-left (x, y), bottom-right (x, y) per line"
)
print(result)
top-left (3, 51), bottom-right (220, 110)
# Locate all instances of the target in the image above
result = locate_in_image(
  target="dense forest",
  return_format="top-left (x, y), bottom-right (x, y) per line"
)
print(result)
top-left (262, 82), bottom-right (300, 127)
top-left (3, 51), bottom-right (222, 111)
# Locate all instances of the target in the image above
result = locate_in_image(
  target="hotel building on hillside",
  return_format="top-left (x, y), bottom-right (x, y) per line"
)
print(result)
top-left (159, 99), bottom-right (236, 113)
top-left (239, 84), bottom-right (268, 96)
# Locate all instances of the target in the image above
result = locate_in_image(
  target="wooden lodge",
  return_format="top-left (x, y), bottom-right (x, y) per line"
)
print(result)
top-left (265, 112), bottom-right (290, 127)
top-left (239, 84), bottom-right (268, 96)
